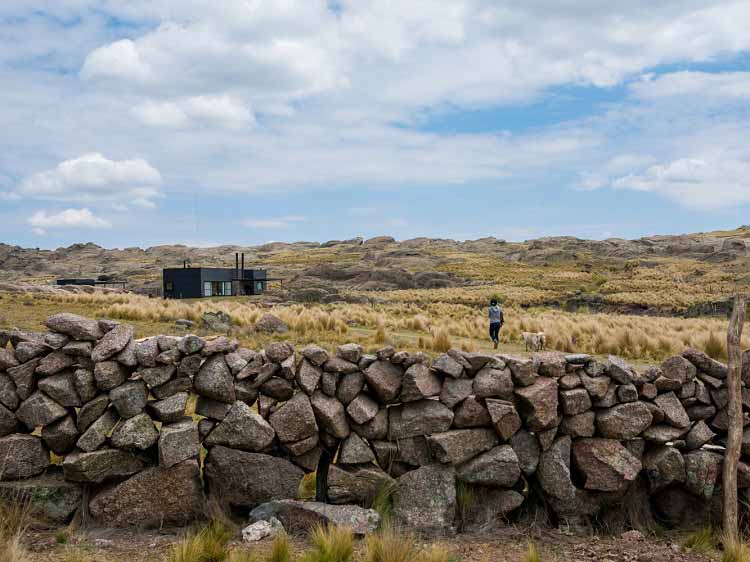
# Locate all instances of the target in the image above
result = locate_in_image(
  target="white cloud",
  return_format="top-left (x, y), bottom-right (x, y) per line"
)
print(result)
top-left (243, 216), bottom-right (306, 229)
top-left (133, 95), bottom-right (255, 129)
top-left (612, 154), bottom-right (750, 209)
top-left (28, 208), bottom-right (111, 235)
top-left (630, 71), bottom-right (750, 100)
top-left (17, 153), bottom-right (163, 208)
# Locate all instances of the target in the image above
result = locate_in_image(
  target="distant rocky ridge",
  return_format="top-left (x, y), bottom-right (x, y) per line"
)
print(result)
top-left (1, 226), bottom-right (748, 308)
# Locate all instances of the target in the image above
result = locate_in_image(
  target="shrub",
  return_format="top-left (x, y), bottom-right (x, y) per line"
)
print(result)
top-left (362, 523), bottom-right (416, 562)
top-left (521, 543), bottom-right (543, 562)
top-left (300, 525), bottom-right (354, 562)
top-left (268, 532), bottom-right (292, 562)
top-left (682, 526), bottom-right (719, 554)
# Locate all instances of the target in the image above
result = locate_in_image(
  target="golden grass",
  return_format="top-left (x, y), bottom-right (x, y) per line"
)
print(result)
top-left (362, 524), bottom-right (417, 562)
top-left (722, 535), bottom-right (750, 562)
top-left (0, 494), bottom-right (32, 562)
top-left (166, 518), bottom-right (233, 562)
top-left (299, 526), bottom-right (354, 562)
top-left (520, 543), bottom-right (543, 562)
top-left (682, 526), bottom-right (719, 555)
top-left (2, 290), bottom-right (749, 363)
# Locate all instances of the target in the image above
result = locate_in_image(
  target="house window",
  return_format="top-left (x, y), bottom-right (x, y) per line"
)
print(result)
top-left (255, 281), bottom-right (264, 293)
top-left (165, 282), bottom-right (174, 291)
top-left (223, 281), bottom-right (232, 296)
top-left (203, 282), bottom-right (212, 297)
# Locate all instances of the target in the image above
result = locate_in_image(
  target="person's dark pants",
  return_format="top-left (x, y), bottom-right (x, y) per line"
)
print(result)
top-left (489, 322), bottom-right (501, 343)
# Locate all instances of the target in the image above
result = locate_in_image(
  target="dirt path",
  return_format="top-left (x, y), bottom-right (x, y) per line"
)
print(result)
top-left (24, 526), bottom-right (718, 562)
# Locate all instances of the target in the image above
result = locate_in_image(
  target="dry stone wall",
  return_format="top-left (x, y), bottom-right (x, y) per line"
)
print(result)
top-left (1, 313), bottom-right (750, 532)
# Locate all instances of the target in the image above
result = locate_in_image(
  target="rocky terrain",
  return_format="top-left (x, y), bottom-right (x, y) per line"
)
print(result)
top-left (1, 226), bottom-right (749, 313)
top-left (2, 312), bottom-right (750, 538)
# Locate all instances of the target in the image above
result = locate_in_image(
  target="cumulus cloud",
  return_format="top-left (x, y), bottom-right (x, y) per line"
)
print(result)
top-left (132, 95), bottom-right (255, 129)
top-left (17, 153), bottom-right (163, 208)
top-left (28, 208), bottom-right (111, 235)
top-left (612, 154), bottom-right (750, 209)
top-left (630, 71), bottom-right (750, 100)
top-left (243, 216), bottom-right (306, 229)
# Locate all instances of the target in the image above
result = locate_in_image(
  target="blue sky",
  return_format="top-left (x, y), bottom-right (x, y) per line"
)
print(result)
top-left (1, 1), bottom-right (749, 249)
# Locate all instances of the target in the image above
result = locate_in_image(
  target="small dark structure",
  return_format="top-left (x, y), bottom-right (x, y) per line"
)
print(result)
top-left (56, 278), bottom-right (127, 289)
top-left (163, 253), bottom-right (271, 299)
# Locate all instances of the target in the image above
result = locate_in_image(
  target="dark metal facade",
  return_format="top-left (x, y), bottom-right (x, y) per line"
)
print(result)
top-left (162, 267), bottom-right (267, 299)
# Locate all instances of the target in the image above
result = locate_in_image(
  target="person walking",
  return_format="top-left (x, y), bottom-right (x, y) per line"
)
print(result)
top-left (488, 298), bottom-right (504, 349)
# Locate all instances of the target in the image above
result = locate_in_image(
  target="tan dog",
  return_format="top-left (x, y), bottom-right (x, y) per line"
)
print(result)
top-left (522, 331), bottom-right (546, 352)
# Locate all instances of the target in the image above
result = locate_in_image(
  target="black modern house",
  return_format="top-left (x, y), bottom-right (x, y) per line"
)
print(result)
top-left (162, 253), bottom-right (268, 299)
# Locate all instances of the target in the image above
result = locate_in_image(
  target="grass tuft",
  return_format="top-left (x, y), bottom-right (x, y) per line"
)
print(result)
top-left (371, 480), bottom-right (397, 527)
top-left (521, 543), bottom-right (543, 562)
top-left (167, 517), bottom-right (234, 562)
top-left (268, 531), bottom-right (292, 562)
top-left (362, 523), bottom-right (417, 562)
top-left (682, 526), bottom-right (719, 554)
top-left (300, 525), bottom-right (354, 562)
top-left (298, 472), bottom-right (318, 500)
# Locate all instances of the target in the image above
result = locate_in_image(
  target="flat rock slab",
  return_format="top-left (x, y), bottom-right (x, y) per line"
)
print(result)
top-left (0, 434), bottom-right (50, 480)
top-left (204, 446), bottom-right (303, 509)
top-left (89, 459), bottom-right (206, 528)
top-left (0, 468), bottom-right (82, 523)
top-left (250, 500), bottom-right (380, 536)
top-left (394, 464), bottom-right (456, 534)
top-left (62, 449), bottom-right (146, 484)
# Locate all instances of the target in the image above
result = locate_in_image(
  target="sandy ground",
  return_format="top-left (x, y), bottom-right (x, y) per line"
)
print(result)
top-left (22, 525), bottom-right (718, 562)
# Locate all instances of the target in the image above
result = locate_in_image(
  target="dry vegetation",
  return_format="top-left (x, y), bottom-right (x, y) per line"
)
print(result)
top-left (1, 290), bottom-right (748, 363)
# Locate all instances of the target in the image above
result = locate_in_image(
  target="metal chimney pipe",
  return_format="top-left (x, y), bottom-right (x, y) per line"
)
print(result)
top-left (241, 253), bottom-right (245, 277)
top-left (235, 253), bottom-right (239, 277)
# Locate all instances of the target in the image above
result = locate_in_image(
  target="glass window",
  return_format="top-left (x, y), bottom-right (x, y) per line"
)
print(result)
top-left (224, 281), bottom-right (232, 296)
top-left (255, 281), bottom-right (264, 293)
top-left (203, 282), bottom-right (212, 297)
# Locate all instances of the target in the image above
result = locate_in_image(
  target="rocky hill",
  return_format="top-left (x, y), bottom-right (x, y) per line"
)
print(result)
top-left (1, 226), bottom-right (749, 313)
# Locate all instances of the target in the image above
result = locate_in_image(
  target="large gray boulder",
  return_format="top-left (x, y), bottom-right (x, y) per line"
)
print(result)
top-left (0, 404), bottom-right (18, 437)
top-left (94, 361), bottom-right (128, 391)
top-left (194, 354), bottom-right (236, 403)
top-left (135, 338), bottom-right (160, 367)
top-left (346, 394), bottom-right (379, 425)
top-left (7, 358), bottom-right (40, 400)
top-left (606, 356), bottom-right (637, 384)
top-left (138, 366), bottom-right (175, 389)
top-left (427, 428), bottom-right (499, 465)
top-left (514, 377), bottom-right (559, 431)
top-left (457, 445), bottom-right (521, 487)
top-left (36, 351), bottom-right (75, 376)
top-left (250, 500), bottom-right (379, 536)
top-left (204, 401), bottom-right (275, 452)
top-left (159, 420), bottom-right (200, 468)
top-left (439, 378), bottom-right (473, 409)
top-left (91, 323), bottom-right (134, 362)
top-left (511, 429), bottom-right (540, 476)
top-left (389, 400), bottom-right (453, 440)
top-left (77, 408), bottom-right (119, 452)
top-left (0, 468), bottom-right (81, 523)
top-left (485, 399), bottom-right (522, 441)
top-left (109, 380), bottom-right (148, 419)
top-left (37, 372), bottom-right (80, 407)
top-left (327, 464), bottom-right (395, 505)
top-left (0, 374), bottom-right (19, 411)
top-left (596, 402), bottom-right (653, 439)
top-left (269, 393), bottom-right (318, 444)
top-left (559, 388), bottom-right (591, 416)
top-left (62, 449), bottom-right (146, 483)
top-left (653, 392), bottom-right (691, 428)
top-left (45, 313), bottom-right (103, 341)
top-left (661, 356), bottom-right (697, 384)
top-left (473, 367), bottom-right (513, 399)
top-left (310, 391), bottom-right (350, 439)
top-left (72, 368), bottom-right (97, 403)
top-left (400, 363), bottom-right (441, 402)
top-left (0, 434), bottom-right (50, 480)
top-left (77, 395), bottom-right (109, 433)
top-left (41, 415), bottom-right (79, 455)
top-left (682, 348), bottom-right (727, 379)
top-left (571, 438), bottom-right (641, 492)
top-left (16, 391), bottom-right (68, 430)
top-left (453, 396), bottom-right (491, 428)
top-left (89, 459), bottom-right (206, 528)
top-left (147, 393), bottom-right (188, 423)
top-left (14, 341), bottom-right (51, 363)
top-left (393, 464), bottom-right (456, 533)
top-left (684, 450), bottom-right (722, 500)
top-left (110, 413), bottom-right (159, 451)
top-left (339, 433), bottom-right (375, 464)
top-left (364, 361), bottom-right (403, 402)
top-left (642, 446), bottom-right (686, 492)
top-left (296, 359), bottom-right (322, 395)
top-left (204, 446), bottom-right (304, 509)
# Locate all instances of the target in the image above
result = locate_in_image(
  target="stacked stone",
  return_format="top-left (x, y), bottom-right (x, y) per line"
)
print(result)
top-left (2, 312), bottom-right (750, 534)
